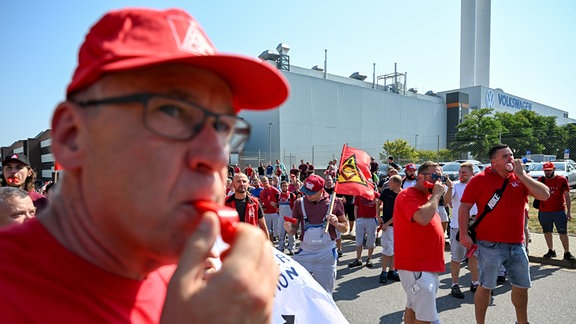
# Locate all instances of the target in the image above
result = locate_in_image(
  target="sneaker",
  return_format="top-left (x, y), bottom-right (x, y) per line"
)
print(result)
top-left (451, 285), bottom-right (465, 299)
top-left (348, 259), bottom-right (363, 268)
top-left (337, 249), bottom-right (343, 258)
top-left (496, 275), bottom-right (506, 285)
top-left (543, 249), bottom-right (556, 258)
top-left (378, 271), bottom-right (387, 284)
top-left (387, 270), bottom-right (400, 281)
top-left (564, 252), bottom-right (576, 261)
top-left (365, 259), bottom-right (374, 268)
top-left (470, 283), bottom-right (479, 293)
top-left (286, 250), bottom-right (294, 256)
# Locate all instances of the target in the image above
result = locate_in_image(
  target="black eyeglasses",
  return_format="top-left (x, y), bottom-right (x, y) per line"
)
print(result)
top-left (72, 93), bottom-right (251, 152)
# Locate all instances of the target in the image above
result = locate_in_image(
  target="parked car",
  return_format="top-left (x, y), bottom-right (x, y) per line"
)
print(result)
top-left (528, 162), bottom-right (576, 188)
top-left (441, 162), bottom-right (481, 181)
top-left (524, 162), bottom-right (537, 173)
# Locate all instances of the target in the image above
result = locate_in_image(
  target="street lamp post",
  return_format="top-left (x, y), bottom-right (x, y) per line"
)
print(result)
top-left (415, 134), bottom-right (419, 150)
top-left (268, 122), bottom-right (275, 161)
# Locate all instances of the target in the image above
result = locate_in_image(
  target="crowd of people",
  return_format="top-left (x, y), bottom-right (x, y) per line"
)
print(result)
top-left (221, 144), bottom-right (572, 324)
top-left (0, 6), bottom-right (573, 324)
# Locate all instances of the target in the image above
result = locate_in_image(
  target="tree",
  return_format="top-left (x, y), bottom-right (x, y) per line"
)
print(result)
top-left (437, 148), bottom-right (456, 162)
top-left (416, 150), bottom-right (439, 162)
top-left (495, 111), bottom-right (537, 156)
top-left (380, 139), bottom-right (417, 163)
top-left (450, 108), bottom-right (501, 160)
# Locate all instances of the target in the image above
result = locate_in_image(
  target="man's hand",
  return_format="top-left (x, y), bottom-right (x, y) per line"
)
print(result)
top-left (162, 213), bottom-right (278, 323)
top-left (432, 181), bottom-right (445, 196)
top-left (445, 177), bottom-right (453, 188)
top-left (458, 231), bottom-right (473, 249)
top-left (325, 213), bottom-right (339, 226)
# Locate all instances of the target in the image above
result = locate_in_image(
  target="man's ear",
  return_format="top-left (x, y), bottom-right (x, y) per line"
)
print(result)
top-left (50, 102), bottom-right (85, 171)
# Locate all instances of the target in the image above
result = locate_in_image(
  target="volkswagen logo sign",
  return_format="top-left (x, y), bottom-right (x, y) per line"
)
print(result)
top-left (486, 89), bottom-right (495, 108)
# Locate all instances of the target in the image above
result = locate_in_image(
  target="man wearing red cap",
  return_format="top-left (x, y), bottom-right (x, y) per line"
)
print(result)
top-left (402, 163), bottom-right (418, 189)
top-left (283, 174), bottom-right (348, 294)
top-left (0, 8), bottom-right (288, 323)
top-left (536, 161), bottom-right (575, 261)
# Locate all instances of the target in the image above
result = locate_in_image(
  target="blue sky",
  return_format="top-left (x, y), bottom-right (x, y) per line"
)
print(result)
top-left (1, 0), bottom-right (574, 146)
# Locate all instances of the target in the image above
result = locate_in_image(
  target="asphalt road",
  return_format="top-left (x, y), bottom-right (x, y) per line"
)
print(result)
top-left (333, 238), bottom-right (576, 324)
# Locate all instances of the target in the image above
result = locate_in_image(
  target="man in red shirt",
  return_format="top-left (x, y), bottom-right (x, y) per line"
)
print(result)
top-left (348, 192), bottom-right (380, 268)
top-left (394, 161), bottom-right (446, 323)
top-left (459, 144), bottom-right (549, 324)
top-left (225, 173), bottom-right (268, 238)
top-left (0, 7), bottom-right (288, 322)
top-left (260, 176), bottom-right (280, 242)
top-left (537, 161), bottom-right (575, 260)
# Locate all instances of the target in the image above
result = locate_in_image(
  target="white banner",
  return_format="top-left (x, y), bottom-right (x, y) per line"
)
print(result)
top-left (212, 238), bottom-right (348, 323)
top-left (271, 248), bottom-right (348, 324)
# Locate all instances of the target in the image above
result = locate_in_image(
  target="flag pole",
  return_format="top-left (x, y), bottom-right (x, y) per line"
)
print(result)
top-left (325, 144), bottom-right (347, 233)
top-left (324, 193), bottom-right (336, 233)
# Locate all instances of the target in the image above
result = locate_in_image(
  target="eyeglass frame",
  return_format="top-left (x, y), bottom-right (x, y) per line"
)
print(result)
top-left (419, 172), bottom-right (446, 182)
top-left (70, 93), bottom-right (251, 152)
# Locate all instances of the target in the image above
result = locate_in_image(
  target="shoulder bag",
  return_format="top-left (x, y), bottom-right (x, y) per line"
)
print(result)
top-left (457, 177), bottom-right (509, 243)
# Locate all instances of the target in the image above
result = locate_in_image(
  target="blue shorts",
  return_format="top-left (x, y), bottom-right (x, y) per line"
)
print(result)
top-left (538, 211), bottom-right (568, 234)
top-left (477, 240), bottom-right (531, 289)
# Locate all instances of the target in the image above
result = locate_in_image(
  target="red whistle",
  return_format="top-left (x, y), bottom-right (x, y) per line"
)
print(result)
top-left (7, 178), bottom-right (15, 184)
top-left (423, 181), bottom-right (435, 189)
top-left (192, 200), bottom-right (239, 244)
top-left (283, 216), bottom-right (298, 224)
top-left (466, 244), bottom-right (478, 258)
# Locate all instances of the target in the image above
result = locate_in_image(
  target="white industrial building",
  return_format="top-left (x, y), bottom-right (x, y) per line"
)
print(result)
top-left (236, 0), bottom-right (575, 169)
top-left (238, 64), bottom-right (575, 169)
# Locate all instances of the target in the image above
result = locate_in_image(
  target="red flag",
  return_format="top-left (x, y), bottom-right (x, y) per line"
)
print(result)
top-left (334, 144), bottom-right (375, 200)
top-left (54, 161), bottom-right (62, 171)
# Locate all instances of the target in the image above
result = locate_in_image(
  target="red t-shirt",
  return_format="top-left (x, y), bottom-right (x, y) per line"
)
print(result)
top-left (393, 187), bottom-right (445, 272)
top-left (461, 167), bottom-right (528, 243)
top-left (260, 186), bottom-right (280, 213)
top-left (538, 175), bottom-right (569, 212)
top-left (0, 219), bottom-right (171, 323)
top-left (354, 194), bottom-right (379, 218)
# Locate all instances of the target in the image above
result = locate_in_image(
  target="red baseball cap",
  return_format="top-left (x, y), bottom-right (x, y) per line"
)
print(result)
top-left (543, 161), bottom-right (555, 170)
top-left (405, 163), bottom-right (417, 171)
top-left (300, 174), bottom-right (325, 196)
top-left (67, 8), bottom-right (289, 112)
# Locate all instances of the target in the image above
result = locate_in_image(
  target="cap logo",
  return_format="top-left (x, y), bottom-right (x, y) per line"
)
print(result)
top-left (167, 15), bottom-right (215, 55)
top-left (305, 181), bottom-right (315, 190)
top-left (10, 154), bottom-right (18, 159)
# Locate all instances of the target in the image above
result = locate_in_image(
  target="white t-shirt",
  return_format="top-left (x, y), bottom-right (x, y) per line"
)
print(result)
top-left (450, 180), bottom-right (478, 228)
